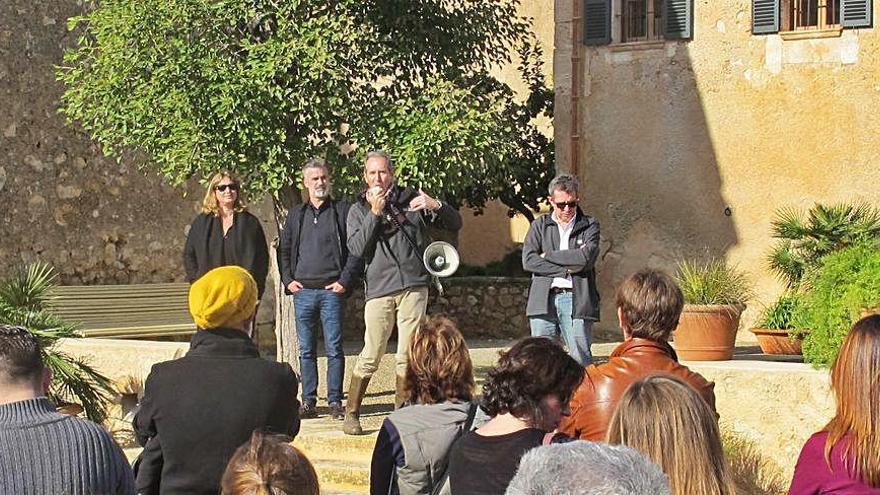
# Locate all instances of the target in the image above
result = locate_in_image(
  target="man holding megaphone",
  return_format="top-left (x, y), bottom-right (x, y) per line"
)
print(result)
top-left (343, 150), bottom-right (462, 435)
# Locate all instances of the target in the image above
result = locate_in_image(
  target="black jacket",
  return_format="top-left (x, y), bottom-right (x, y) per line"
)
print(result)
top-left (277, 199), bottom-right (361, 294)
top-left (522, 209), bottom-right (601, 321)
top-left (347, 186), bottom-right (462, 300)
top-left (183, 211), bottom-right (270, 297)
top-left (133, 328), bottom-right (300, 495)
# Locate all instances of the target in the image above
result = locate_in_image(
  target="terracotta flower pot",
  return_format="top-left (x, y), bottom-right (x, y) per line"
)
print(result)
top-left (672, 304), bottom-right (743, 361)
top-left (750, 328), bottom-right (807, 355)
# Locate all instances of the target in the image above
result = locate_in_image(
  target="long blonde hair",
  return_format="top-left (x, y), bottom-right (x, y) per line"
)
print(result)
top-left (607, 375), bottom-right (735, 495)
top-left (824, 314), bottom-right (880, 486)
top-left (201, 171), bottom-right (247, 215)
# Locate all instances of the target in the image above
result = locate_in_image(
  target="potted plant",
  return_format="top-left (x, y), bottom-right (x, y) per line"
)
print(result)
top-left (673, 258), bottom-right (753, 361)
top-left (750, 293), bottom-right (808, 355)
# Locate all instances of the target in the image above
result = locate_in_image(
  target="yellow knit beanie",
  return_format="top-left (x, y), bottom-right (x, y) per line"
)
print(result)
top-left (188, 266), bottom-right (258, 329)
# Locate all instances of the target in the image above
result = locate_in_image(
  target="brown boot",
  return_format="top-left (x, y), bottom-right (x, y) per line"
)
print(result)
top-left (343, 374), bottom-right (370, 435)
top-left (394, 374), bottom-right (408, 410)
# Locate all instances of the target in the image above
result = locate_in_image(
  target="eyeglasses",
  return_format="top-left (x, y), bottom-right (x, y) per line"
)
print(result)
top-left (215, 183), bottom-right (239, 192)
top-left (554, 201), bottom-right (577, 210)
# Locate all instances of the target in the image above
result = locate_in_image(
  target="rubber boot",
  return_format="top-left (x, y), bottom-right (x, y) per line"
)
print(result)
top-left (343, 374), bottom-right (370, 435)
top-left (394, 374), bottom-right (408, 410)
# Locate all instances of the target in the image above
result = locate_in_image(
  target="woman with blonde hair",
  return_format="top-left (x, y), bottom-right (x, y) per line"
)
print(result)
top-left (788, 314), bottom-right (880, 494)
top-left (370, 315), bottom-right (476, 495)
top-left (221, 431), bottom-right (319, 495)
top-left (184, 171), bottom-right (269, 299)
top-left (607, 374), bottom-right (735, 495)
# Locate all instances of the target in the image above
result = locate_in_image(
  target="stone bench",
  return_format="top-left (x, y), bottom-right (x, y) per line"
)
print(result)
top-left (48, 283), bottom-right (195, 338)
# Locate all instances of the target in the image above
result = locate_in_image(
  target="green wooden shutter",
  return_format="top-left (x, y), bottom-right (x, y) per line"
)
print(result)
top-left (583, 0), bottom-right (611, 45)
top-left (663, 0), bottom-right (694, 39)
top-left (752, 0), bottom-right (780, 34)
top-left (841, 0), bottom-right (872, 28)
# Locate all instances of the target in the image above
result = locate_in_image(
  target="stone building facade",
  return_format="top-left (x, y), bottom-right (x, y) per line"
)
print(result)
top-left (554, 0), bottom-right (880, 331)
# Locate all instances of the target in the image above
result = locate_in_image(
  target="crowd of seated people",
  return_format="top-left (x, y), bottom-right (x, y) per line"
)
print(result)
top-left (3, 267), bottom-right (880, 494)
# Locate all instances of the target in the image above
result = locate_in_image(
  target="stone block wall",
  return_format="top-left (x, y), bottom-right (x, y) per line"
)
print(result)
top-left (338, 277), bottom-right (533, 341)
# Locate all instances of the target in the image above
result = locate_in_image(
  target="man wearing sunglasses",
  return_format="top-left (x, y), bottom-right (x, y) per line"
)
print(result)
top-left (522, 173), bottom-right (600, 365)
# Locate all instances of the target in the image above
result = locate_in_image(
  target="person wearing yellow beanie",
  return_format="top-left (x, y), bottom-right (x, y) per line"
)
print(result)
top-left (188, 265), bottom-right (258, 330)
top-left (133, 266), bottom-right (300, 494)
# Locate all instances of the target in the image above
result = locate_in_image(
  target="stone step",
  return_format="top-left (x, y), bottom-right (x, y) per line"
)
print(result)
top-left (309, 457), bottom-right (371, 494)
top-left (294, 422), bottom-right (378, 460)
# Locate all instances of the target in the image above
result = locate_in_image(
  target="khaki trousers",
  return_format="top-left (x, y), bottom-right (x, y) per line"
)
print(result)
top-left (353, 286), bottom-right (429, 378)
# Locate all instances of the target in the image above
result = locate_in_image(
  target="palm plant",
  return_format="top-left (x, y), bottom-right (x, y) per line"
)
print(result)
top-left (768, 203), bottom-right (880, 289)
top-left (0, 263), bottom-right (115, 422)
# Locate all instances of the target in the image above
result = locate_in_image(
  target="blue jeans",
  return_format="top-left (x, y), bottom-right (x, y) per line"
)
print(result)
top-left (529, 292), bottom-right (593, 366)
top-left (293, 289), bottom-right (345, 405)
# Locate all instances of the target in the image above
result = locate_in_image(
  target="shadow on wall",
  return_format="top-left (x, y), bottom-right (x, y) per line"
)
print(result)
top-left (581, 44), bottom-right (739, 338)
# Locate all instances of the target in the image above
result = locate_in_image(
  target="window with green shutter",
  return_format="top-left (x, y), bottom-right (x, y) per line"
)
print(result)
top-left (752, 0), bottom-right (871, 34)
top-left (589, 0), bottom-right (693, 44)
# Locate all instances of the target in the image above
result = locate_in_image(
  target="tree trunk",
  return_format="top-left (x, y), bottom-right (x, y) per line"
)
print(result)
top-left (271, 186), bottom-right (301, 370)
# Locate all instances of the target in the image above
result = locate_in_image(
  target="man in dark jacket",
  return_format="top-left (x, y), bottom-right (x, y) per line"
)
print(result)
top-left (558, 269), bottom-right (716, 441)
top-left (522, 173), bottom-right (600, 365)
top-left (277, 158), bottom-right (360, 420)
top-left (133, 266), bottom-right (300, 495)
top-left (344, 150), bottom-right (462, 435)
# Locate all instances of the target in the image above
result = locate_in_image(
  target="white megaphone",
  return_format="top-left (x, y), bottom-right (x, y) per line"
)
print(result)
top-left (423, 241), bottom-right (460, 277)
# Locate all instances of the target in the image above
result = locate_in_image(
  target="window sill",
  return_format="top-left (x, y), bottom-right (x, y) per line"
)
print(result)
top-left (779, 27), bottom-right (843, 40)
top-left (609, 40), bottom-right (666, 52)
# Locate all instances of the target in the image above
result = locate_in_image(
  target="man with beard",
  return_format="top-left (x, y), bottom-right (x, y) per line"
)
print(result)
top-left (278, 158), bottom-right (361, 420)
top-left (343, 150), bottom-right (462, 435)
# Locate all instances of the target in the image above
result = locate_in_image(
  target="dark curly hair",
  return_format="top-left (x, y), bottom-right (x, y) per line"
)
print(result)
top-left (480, 337), bottom-right (585, 428)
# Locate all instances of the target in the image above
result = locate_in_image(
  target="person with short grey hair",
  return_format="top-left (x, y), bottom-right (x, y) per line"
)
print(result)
top-left (522, 172), bottom-right (600, 366)
top-left (278, 158), bottom-right (361, 420)
top-left (505, 441), bottom-right (671, 495)
top-left (343, 149), bottom-right (462, 435)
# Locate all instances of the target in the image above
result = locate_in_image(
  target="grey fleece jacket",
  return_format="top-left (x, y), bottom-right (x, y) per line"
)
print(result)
top-left (522, 209), bottom-right (601, 321)
top-left (347, 186), bottom-right (462, 300)
top-left (0, 397), bottom-right (135, 495)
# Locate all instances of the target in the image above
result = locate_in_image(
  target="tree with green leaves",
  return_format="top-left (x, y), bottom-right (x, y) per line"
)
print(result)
top-left (0, 263), bottom-right (115, 422)
top-left (56, 0), bottom-right (554, 221)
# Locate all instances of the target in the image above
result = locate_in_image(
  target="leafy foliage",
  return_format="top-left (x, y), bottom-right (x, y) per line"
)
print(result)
top-left (57, 0), bottom-right (554, 220)
top-left (768, 203), bottom-right (880, 289)
top-left (675, 259), bottom-right (753, 306)
top-left (795, 242), bottom-right (880, 367)
top-left (0, 263), bottom-right (115, 422)
top-left (755, 292), bottom-right (803, 330)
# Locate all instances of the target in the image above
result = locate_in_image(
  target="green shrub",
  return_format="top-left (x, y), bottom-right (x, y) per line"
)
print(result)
top-left (755, 292), bottom-right (803, 330)
top-left (675, 258), bottom-right (753, 305)
top-left (768, 203), bottom-right (880, 289)
top-left (797, 242), bottom-right (880, 367)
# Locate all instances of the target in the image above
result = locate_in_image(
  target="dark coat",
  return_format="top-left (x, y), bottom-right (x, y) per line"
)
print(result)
top-left (277, 199), bottom-right (361, 294)
top-left (521, 209), bottom-right (601, 321)
top-left (183, 211), bottom-right (270, 297)
top-left (133, 328), bottom-right (300, 495)
top-left (347, 186), bottom-right (462, 300)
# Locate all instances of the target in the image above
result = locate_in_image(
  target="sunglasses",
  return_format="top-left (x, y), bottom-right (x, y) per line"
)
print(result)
top-left (215, 183), bottom-right (239, 192)
top-left (554, 201), bottom-right (578, 210)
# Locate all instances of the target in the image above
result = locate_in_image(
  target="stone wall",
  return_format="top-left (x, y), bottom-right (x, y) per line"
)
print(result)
top-left (1, 0), bottom-right (556, 287)
top-left (554, 0), bottom-right (880, 337)
top-left (340, 277), bottom-right (533, 341)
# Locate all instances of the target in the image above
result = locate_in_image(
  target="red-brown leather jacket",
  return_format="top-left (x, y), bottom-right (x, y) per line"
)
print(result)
top-left (558, 338), bottom-right (716, 441)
